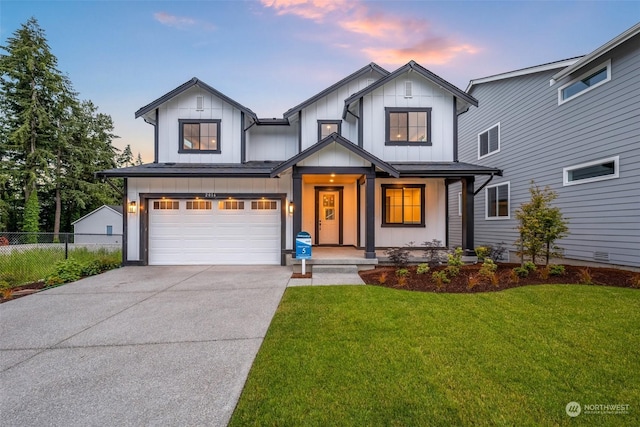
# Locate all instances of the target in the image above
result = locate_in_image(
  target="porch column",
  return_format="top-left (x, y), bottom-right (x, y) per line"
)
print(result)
top-left (292, 167), bottom-right (302, 258)
top-left (461, 177), bottom-right (475, 256)
top-left (365, 167), bottom-right (376, 259)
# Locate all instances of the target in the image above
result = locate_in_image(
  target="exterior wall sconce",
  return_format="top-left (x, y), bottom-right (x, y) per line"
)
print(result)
top-left (288, 201), bottom-right (294, 215)
top-left (128, 201), bottom-right (137, 213)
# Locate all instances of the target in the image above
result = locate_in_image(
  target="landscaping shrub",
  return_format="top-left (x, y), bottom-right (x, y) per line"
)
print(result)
top-left (48, 259), bottom-right (83, 285)
top-left (423, 239), bottom-right (445, 264)
top-left (549, 264), bottom-right (566, 276)
top-left (386, 247), bottom-right (410, 269)
top-left (578, 268), bottom-right (593, 285)
top-left (396, 268), bottom-right (409, 277)
top-left (474, 246), bottom-right (490, 261)
top-left (488, 243), bottom-right (507, 262)
top-left (513, 267), bottom-right (530, 278)
top-left (416, 263), bottom-right (430, 275)
top-left (467, 274), bottom-right (480, 290)
top-left (432, 270), bottom-right (450, 289)
top-left (479, 259), bottom-right (499, 286)
top-left (538, 266), bottom-right (550, 280)
top-left (378, 272), bottom-right (388, 285)
top-left (523, 261), bottom-right (537, 272)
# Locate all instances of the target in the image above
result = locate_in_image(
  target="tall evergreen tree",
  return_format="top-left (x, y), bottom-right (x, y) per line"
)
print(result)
top-left (0, 17), bottom-right (68, 206)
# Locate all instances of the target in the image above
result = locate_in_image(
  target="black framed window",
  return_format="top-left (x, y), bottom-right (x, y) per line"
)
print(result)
top-left (179, 119), bottom-right (221, 153)
top-left (385, 108), bottom-right (431, 145)
top-left (318, 120), bottom-right (341, 140)
top-left (382, 184), bottom-right (425, 227)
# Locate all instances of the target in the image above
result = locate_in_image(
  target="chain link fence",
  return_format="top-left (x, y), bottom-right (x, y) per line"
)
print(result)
top-left (0, 232), bottom-right (123, 286)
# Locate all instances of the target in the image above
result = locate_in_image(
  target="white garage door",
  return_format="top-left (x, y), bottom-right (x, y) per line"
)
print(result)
top-left (149, 199), bottom-right (280, 265)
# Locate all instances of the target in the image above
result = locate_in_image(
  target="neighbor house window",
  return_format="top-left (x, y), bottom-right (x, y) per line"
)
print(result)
top-left (457, 192), bottom-right (462, 217)
top-left (179, 119), bottom-right (221, 153)
top-left (382, 184), bottom-right (425, 227)
top-left (478, 123), bottom-right (500, 159)
top-left (558, 60), bottom-right (611, 104)
top-left (385, 108), bottom-right (431, 145)
top-left (318, 120), bottom-right (341, 140)
top-left (485, 182), bottom-right (510, 219)
top-left (106, 225), bottom-right (113, 236)
top-left (563, 156), bottom-right (619, 186)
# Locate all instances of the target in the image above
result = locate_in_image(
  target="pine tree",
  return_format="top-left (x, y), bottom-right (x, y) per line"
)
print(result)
top-left (118, 144), bottom-right (134, 167)
top-left (0, 17), bottom-right (69, 229)
top-left (135, 152), bottom-right (143, 165)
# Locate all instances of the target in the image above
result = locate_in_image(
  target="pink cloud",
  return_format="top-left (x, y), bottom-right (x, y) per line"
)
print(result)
top-left (153, 12), bottom-right (215, 31)
top-left (363, 38), bottom-right (479, 66)
top-left (259, 0), bottom-right (351, 21)
top-left (260, 0), bottom-right (478, 66)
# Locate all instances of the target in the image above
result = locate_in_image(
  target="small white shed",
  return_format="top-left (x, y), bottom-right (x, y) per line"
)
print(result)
top-left (72, 205), bottom-right (123, 245)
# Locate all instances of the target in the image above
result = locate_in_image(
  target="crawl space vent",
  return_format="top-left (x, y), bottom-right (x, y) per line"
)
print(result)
top-left (593, 251), bottom-right (610, 262)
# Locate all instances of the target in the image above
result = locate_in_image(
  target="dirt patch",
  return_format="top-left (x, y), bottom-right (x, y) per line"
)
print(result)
top-left (359, 263), bottom-right (640, 293)
top-left (291, 272), bottom-right (312, 279)
top-left (1, 281), bottom-right (50, 303)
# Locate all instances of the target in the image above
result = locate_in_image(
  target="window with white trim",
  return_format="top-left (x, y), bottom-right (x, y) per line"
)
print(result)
top-left (558, 60), bottom-right (611, 104)
top-left (106, 225), bottom-right (113, 236)
top-left (457, 192), bottom-right (462, 217)
top-left (485, 182), bottom-right (510, 219)
top-left (563, 156), bottom-right (619, 186)
top-left (478, 123), bottom-right (500, 159)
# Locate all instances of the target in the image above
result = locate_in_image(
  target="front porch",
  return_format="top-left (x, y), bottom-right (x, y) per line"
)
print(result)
top-left (287, 246), bottom-right (378, 273)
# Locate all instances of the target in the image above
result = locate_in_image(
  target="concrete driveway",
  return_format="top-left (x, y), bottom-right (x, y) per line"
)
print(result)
top-left (0, 265), bottom-right (291, 426)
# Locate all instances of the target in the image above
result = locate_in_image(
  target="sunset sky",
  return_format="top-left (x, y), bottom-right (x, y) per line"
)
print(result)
top-left (2, 1), bottom-right (638, 161)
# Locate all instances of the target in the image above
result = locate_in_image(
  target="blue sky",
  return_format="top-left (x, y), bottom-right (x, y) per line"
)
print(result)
top-left (2, 1), bottom-right (638, 162)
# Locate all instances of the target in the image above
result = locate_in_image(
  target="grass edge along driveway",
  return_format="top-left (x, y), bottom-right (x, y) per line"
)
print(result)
top-left (231, 285), bottom-right (639, 426)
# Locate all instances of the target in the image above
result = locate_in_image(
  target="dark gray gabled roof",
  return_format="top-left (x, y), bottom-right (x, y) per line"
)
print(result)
top-left (270, 133), bottom-right (399, 178)
top-left (390, 162), bottom-right (502, 177)
top-left (97, 161), bottom-right (278, 178)
top-left (134, 78), bottom-right (258, 120)
top-left (283, 63), bottom-right (390, 119)
top-left (343, 61), bottom-right (478, 118)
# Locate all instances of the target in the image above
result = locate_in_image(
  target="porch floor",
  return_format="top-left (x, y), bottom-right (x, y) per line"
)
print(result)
top-left (286, 246), bottom-right (378, 272)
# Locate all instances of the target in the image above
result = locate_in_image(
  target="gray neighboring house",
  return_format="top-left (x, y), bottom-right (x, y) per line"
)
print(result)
top-left (72, 205), bottom-right (123, 244)
top-left (450, 22), bottom-right (640, 268)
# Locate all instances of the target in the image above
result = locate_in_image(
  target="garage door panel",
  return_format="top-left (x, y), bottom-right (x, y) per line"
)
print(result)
top-left (149, 199), bottom-right (280, 265)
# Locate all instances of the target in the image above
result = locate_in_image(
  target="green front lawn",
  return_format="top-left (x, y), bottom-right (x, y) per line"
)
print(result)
top-left (231, 285), bottom-right (639, 426)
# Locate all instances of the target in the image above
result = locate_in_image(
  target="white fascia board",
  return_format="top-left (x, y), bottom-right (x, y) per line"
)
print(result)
top-left (551, 22), bottom-right (640, 84)
top-left (466, 58), bottom-right (580, 92)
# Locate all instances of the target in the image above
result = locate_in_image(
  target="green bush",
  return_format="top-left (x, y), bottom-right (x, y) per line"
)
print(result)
top-left (416, 263), bottom-right (430, 275)
top-left (523, 261), bottom-right (537, 272)
top-left (513, 267), bottom-right (530, 278)
top-left (432, 270), bottom-right (451, 288)
top-left (474, 246), bottom-right (490, 261)
top-left (445, 265), bottom-right (460, 277)
top-left (479, 258), bottom-right (498, 278)
top-left (396, 268), bottom-right (409, 277)
top-left (549, 264), bottom-right (566, 276)
top-left (447, 247), bottom-right (464, 267)
top-left (47, 259), bottom-right (83, 285)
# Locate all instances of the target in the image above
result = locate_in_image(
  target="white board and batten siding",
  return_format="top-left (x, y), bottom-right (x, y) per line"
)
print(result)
top-left (246, 125), bottom-right (298, 162)
top-left (299, 73), bottom-right (382, 150)
top-left (156, 86), bottom-right (245, 164)
top-left (361, 75), bottom-right (455, 162)
top-left (456, 38), bottom-right (640, 267)
top-left (126, 177), bottom-right (292, 264)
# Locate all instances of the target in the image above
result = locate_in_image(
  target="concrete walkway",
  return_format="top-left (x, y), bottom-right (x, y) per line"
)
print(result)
top-left (0, 265), bottom-right (291, 427)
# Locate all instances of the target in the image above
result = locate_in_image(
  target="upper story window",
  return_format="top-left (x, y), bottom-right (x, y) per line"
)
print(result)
top-left (385, 108), bottom-right (432, 146)
top-left (382, 184), bottom-right (425, 227)
top-left (179, 119), bottom-right (221, 153)
top-left (558, 60), bottom-right (611, 105)
top-left (485, 182), bottom-right (510, 220)
top-left (318, 120), bottom-right (341, 140)
top-left (563, 156), bottom-right (619, 186)
top-left (478, 123), bottom-right (500, 159)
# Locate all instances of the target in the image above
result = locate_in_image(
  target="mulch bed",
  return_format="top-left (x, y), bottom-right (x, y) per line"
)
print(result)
top-left (359, 263), bottom-right (640, 293)
top-left (1, 281), bottom-right (50, 303)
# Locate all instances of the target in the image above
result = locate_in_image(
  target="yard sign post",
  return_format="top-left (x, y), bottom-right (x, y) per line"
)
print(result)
top-left (295, 231), bottom-right (312, 275)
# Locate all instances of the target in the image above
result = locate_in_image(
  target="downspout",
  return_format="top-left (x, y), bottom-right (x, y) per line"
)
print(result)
top-left (474, 173), bottom-right (495, 196)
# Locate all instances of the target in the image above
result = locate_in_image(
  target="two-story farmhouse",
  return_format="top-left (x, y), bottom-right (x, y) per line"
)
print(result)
top-left (99, 61), bottom-right (501, 265)
top-left (450, 22), bottom-right (640, 268)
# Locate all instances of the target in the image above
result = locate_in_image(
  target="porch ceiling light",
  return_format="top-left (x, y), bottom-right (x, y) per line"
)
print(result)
top-left (128, 201), bottom-right (137, 213)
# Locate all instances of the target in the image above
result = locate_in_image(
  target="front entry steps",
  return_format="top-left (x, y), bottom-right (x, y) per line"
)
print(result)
top-left (287, 255), bottom-right (377, 274)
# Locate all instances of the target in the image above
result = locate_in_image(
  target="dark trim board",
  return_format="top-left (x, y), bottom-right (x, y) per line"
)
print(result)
top-left (314, 186), bottom-right (344, 245)
top-left (138, 192), bottom-right (288, 266)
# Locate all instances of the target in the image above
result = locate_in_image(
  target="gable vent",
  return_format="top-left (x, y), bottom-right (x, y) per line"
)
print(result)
top-left (404, 81), bottom-right (413, 98)
top-left (196, 95), bottom-right (204, 111)
top-left (593, 251), bottom-right (610, 262)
